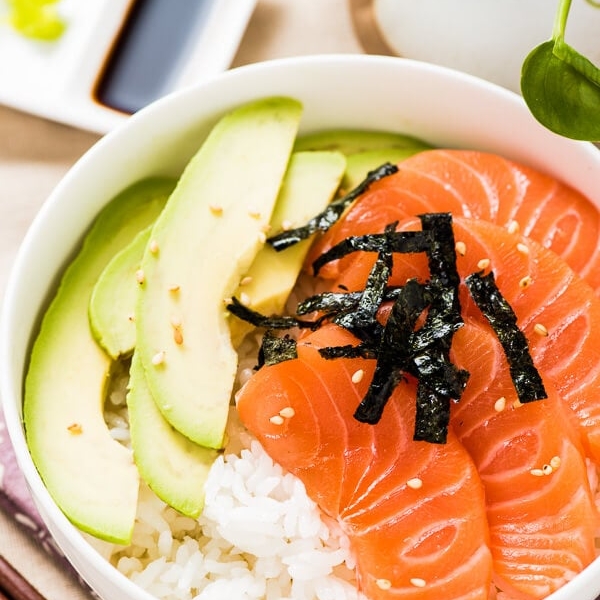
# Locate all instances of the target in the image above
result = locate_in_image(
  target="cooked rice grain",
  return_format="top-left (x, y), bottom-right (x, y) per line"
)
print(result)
top-left (100, 441), bottom-right (362, 600)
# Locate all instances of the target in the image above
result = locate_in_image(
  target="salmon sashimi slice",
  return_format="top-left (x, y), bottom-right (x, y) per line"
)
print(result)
top-left (236, 323), bottom-right (494, 600)
top-left (330, 216), bottom-right (600, 465)
top-left (306, 150), bottom-right (600, 293)
top-left (450, 318), bottom-right (599, 599)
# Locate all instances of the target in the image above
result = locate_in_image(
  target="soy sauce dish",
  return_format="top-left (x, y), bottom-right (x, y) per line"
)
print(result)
top-left (2, 55), bottom-right (600, 600)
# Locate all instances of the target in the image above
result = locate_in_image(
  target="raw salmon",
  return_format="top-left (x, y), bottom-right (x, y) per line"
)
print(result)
top-left (307, 150), bottom-right (600, 293)
top-left (236, 323), bottom-right (494, 600)
top-left (331, 216), bottom-right (600, 467)
top-left (451, 318), bottom-right (598, 599)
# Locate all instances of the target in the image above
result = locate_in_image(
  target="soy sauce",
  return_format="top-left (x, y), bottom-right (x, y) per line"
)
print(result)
top-left (94, 0), bottom-right (216, 114)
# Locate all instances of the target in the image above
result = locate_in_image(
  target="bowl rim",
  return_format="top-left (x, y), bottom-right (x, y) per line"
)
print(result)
top-left (2, 52), bottom-right (600, 600)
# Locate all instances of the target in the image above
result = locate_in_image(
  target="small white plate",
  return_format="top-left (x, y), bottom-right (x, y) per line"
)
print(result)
top-left (0, 0), bottom-right (256, 133)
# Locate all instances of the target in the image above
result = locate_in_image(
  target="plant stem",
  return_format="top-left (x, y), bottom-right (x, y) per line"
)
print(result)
top-left (552, 0), bottom-right (571, 40)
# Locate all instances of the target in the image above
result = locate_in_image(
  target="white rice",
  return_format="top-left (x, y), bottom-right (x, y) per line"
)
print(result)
top-left (88, 424), bottom-right (363, 600)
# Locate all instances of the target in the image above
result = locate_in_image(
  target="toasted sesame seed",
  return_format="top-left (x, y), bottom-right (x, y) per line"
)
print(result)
top-left (507, 220), bottom-right (520, 234)
top-left (530, 468), bottom-right (545, 477)
top-left (149, 240), bottom-right (159, 254)
top-left (542, 464), bottom-right (553, 475)
top-left (248, 206), bottom-right (261, 219)
top-left (279, 407), bottom-right (295, 418)
top-left (168, 284), bottom-right (180, 293)
top-left (135, 269), bottom-right (145, 284)
top-left (516, 242), bottom-right (530, 255)
top-left (152, 351), bottom-right (166, 366)
top-left (209, 204), bottom-right (223, 216)
top-left (269, 415), bottom-right (285, 425)
top-left (550, 456), bottom-right (562, 469)
top-left (455, 241), bottom-right (467, 256)
top-left (173, 328), bottom-right (184, 345)
top-left (410, 578), bottom-right (426, 588)
top-left (519, 275), bottom-right (532, 288)
top-left (534, 323), bottom-right (548, 337)
top-left (67, 423), bottom-right (83, 434)
top-left (351, 369), bottom-right (365, 384)
top-left (407, 477), bottom-right (423, 490)
top-left (477, 258), bottom-right (491, 270)
top-left (239, 276), bottom-right (253, 286)
top-left (494, 396), bottom-right (507, 412)
top-left (376, 579), bottom-right (392, 590)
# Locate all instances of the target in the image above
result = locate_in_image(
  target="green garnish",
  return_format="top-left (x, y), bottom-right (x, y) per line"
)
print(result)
top-left (7, 0), bottom-right (66, 41)
top-left (465, 271), bottom-right (547, 404)
top-left (521, 0), bottom-right (600, 141)
top-left (267, 163), bottom-right (398, 252)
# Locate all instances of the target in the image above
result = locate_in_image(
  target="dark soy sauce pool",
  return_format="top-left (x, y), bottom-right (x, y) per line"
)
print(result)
top-left (94, 0), bottom-right (216, 114)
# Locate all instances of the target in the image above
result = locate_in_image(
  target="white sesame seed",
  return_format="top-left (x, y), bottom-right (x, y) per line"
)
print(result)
top-left (269, 415), bottom-right (285, 425)
top-left (135, 269), bottom-right (145, 284)
top-left (279, 407), bottom-right (295, 418)
top-left (530, 468), bottom-right (544, 477)
top-left (519, 275), bottom-right (532, 288)
top-left (239, 292), bottom-right (251, 307)
top-left (410, 578), bottom-right (426, 588)
top-left (407, 477), bottom-right (423, 490)
top-left (257, 231), bottom-right (267, 244)
top-left (281, 219), bottom-right (294, 231)
top-left (376, 579), bottom-right (392, 590)
top-left (542, 464), bottom-right (553, 475)
top-left (351, 369), bottom-right (365, 383)
top-left (455, 241), bottom-right (467, 256)
top-left (149, 240), bottom-right (159, 254)
top-left (170, 316), bottom-right (182, 328)
top-left (477, 258), bottom-right (491, 270)
top-left (494, 396), bottom-right (507, 412)
top-left (507, 220), bottom-right (520, 235)
top-left (516, 242), bottom-right (529, 255)
top-left (239, 276), bottom-right (253, 286)
top-left (152, 351), bottom-right (166, 366)
top-left (550, 456), bottom-right (562, 469)
top-left (534, 323), bottom-right (548, 337)
top-left (513, 398), bottom-right (523, 409)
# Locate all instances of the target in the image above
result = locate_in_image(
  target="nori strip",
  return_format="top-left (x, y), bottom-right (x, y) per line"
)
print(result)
top-left (311, 229), bottom-right (432, 276)
top-left (226, 297), bottom-right (313, 330)
top-left (258, 331), bottom-right (298, 367)
top-left (465, 270), bottom-right (547, 403)
top-left (267, 163), bottom-right (398, 252)
top-left (354, 279), bottom-right (430, 424)
top-left (414, 383), bottom-right (452, 444)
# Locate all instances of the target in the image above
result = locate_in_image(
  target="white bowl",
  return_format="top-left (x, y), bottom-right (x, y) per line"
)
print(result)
top-left (2, 54), bottom-right (600, 600)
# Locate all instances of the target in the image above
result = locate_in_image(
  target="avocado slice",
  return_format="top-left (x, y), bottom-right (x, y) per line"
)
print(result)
top-left (89, 224), bottom-right (155, 359)
top-left (293, 128), bottom-right (431, 154)
top-left (126, 352), bottom-right (218, 517)
top-left (229, 150), bottom-right (346, 346)
top-left (342, 147), bottom-right (424, 190)
top-left (24, 177), bottom-right (176, 544)
top-left (135, 96), bottom-right (303, 450)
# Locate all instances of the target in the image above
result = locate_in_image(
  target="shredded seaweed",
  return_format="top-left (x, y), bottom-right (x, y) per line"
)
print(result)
top-left (230, 207), bottom-right (547, 446)
top-left (465, 271), bottom-right (547, 403)
top-left (267, 163), bottom-right (398, 252)
top-left (258, 331), bottom-right (298, 367)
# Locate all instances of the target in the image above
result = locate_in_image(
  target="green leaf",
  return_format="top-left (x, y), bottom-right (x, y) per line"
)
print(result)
top-left (521, 40), bottom-right (600, 141)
